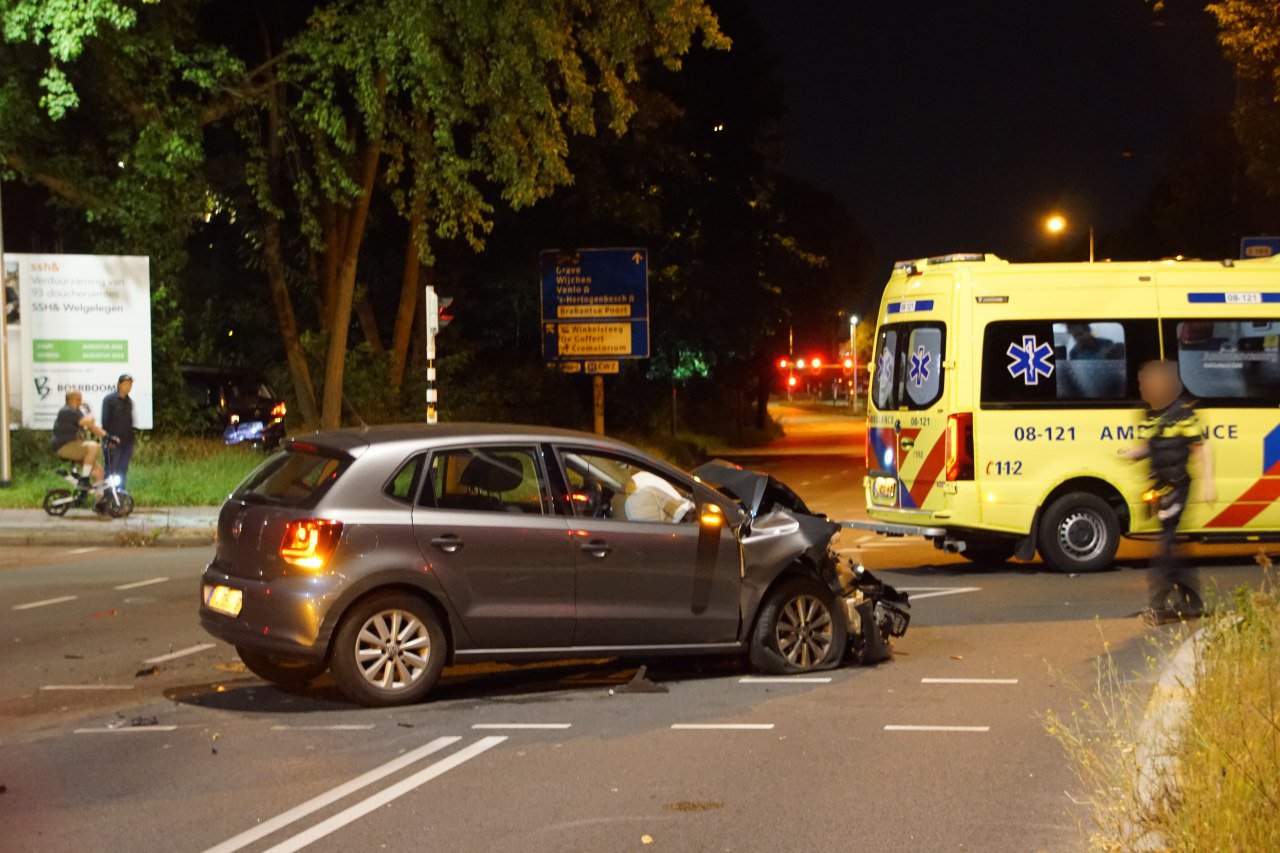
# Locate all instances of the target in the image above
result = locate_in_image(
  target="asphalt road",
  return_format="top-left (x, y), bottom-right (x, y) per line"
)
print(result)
top-left (1, 406), bottom-right (1270, 852)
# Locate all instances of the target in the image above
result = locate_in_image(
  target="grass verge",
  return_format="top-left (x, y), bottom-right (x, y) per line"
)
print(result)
top-left (0, 432), bottom-right (264, 508)
top-left (1047, 560), bottom-right (1280, 851)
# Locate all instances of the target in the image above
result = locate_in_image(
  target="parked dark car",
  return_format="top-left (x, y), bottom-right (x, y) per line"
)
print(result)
top-left (198, 424), bottom-right (909, 707)
top-left (180, 364), bottom-right (287, 449)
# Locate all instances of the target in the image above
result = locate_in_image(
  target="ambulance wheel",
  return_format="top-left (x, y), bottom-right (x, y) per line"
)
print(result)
top-left (1039, 492), bottom-right (1119, 573)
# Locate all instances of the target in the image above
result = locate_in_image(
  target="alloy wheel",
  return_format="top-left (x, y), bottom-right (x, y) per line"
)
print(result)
top-left (353, 609), bottom-right (432, 691)
top-left (774, 594), bottom-right (834, 669)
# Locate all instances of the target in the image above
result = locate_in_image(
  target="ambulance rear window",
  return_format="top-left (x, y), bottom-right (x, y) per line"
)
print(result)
top-left (873, 322), bottom-right (945, 410)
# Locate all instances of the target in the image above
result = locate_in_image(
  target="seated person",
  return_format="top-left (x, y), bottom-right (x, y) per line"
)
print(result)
top-left (1066, 323), bottom-right (1119, 360)
top-left (624, 471), bottom-right (694, 523)
top-left (50, 389), bottom-right (108, 484)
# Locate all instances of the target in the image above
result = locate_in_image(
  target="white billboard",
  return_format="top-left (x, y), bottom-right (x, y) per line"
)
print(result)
top-left (3, 254), bottom-right (152, 429)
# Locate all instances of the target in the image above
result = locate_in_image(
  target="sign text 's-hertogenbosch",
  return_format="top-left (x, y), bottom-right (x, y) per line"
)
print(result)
top-left (541, 248), bottom-right (649, 365)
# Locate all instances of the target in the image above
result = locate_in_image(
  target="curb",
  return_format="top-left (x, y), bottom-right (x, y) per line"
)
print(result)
top-left (1128, 621), bottom-right (1216, 851)
top-left (0, 527), bottom-right (215, 548)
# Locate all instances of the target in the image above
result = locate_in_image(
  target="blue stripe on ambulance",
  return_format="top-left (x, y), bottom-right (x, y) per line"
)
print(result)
top-left (886, 299), bottom-right (935, 314)
top-left (1186, 292), bottom-right (1280, 303)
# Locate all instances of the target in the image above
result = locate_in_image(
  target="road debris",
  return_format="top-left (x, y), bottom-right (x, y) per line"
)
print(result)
top-left (135, 665), bottom-right (160, 678)
top-left (611, 665), bottom-right (668, 695)
top-left (129, 716), bottom-right (159, 727)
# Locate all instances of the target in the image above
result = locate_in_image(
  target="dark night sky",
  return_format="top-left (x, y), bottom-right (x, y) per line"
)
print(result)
top-left (746, 0), bottom-right (1233, 278)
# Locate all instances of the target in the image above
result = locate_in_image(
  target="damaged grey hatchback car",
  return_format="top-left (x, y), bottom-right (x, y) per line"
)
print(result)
top-left (199, 424), bottom-right (909, 707)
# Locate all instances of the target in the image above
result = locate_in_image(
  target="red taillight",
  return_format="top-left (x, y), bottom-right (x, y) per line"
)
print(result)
top-left (946, 413), bottom-right (974, 481)
top-left (280, 519), bottom-right (343, 571)
top-left (271, 401), bottom-right (287, 417)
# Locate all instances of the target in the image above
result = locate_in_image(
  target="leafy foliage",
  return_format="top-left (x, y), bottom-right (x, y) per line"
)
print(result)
top-left (1208, 0), bottom-right (1280, 197)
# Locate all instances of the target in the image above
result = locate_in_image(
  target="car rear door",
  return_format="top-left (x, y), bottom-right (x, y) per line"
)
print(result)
top-left (411, 444), bottom-right (576, 649)
top-left (553, 446), bottom-right (741, 647)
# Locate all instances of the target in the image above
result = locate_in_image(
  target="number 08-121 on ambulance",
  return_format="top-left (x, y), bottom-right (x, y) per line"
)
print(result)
top-left (864, 252), bottom-right (1280, 573)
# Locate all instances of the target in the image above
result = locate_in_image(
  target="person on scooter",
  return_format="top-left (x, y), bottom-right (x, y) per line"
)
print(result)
top-left (51, 389), bottom-right (107, 485)
top-left (101, 374), bottom-right (135, 490)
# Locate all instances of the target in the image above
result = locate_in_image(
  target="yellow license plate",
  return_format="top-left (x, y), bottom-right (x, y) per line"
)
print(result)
top-left (872, 477), bottom-right (897, 504)
top-left (204, 584), bottom-right (243, 617)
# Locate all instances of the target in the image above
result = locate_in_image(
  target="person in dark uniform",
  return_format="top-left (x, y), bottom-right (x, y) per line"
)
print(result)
top-left (51, 389), bottom-right (108, 484)
top-left (1122, 361), bottom-right (1216, 624)
top-left (101, 374), bottom-right (135, 489)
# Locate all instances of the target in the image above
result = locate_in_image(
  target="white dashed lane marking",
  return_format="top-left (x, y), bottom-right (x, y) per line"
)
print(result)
top-left (896, 586), bottom-right (982, 600)
top-left (921, 678), bottom-right (1018, 685)
top-left (68, 547), bottom-right (98, 555)
top-left (13, 595), bottom-right (77, 610)
top-left (884, 725), bottom-right (990, 733)
top-left (75, 726), bottom-right (180, 734)
top-left (671, 723), bottom-right (776, 731)
top-left (142, 643), bottom-right (217, 665)
top-left (270, 725), bottom-right (376, 732)
top-left (41, 684), bottom-right (134, 691)
top-left (472, 723), bottom-right (572, 730)
top-left (115, 577), bottom-right (169, 590)
top-left (738, 676), bottom-right (832, 684)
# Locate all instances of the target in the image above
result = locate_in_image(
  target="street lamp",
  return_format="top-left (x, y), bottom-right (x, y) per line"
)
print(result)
top-left (848, 314), bottom-right (860, 412)
top-left (1043, 213), bottom-right (1094, 262)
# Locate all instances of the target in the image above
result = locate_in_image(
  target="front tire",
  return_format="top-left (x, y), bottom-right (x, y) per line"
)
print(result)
top-left (1038, 492), bottom-right (1120, 573)
top-left (749, 577), bottom-right (848, 674)
top-left (236, 646), bottom-right (328, 687)
top-left (104, 491), bottom-right (135, 519)
top-left (331, 592), bottom-right (447, 707)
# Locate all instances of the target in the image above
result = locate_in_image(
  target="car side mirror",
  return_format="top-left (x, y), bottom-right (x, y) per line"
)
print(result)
top-left (698, 503), bottom-right (725, 528)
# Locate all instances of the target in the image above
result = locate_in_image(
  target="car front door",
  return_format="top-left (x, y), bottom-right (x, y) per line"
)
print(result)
top-left (411, 444), bottom-right (575, 649)
top-left (554, 447), bottom-right (741, 647)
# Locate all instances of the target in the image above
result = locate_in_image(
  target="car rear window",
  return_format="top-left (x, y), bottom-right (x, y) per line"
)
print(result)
top-left (233, 449), bottom-right (348, 507)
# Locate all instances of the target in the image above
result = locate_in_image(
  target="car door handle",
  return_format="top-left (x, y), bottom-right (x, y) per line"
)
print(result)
top-left (579, 539), bottom-right (612, 558)
top-left (430, 534), bottom-right (464, 553)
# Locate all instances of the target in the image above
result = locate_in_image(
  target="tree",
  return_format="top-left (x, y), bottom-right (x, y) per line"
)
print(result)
top-left (1208, 1), bottom-right (1280, 198)
top-left (2, 0), bottom-right (727, 428)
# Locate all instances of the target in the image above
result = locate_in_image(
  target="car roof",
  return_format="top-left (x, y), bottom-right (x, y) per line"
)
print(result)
top-left (290, 422), bottom-right (649, 457)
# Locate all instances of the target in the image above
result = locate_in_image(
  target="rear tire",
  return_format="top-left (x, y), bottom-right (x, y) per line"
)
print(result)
top-left (749, 577), bottom-right (848, 675)
top-left (236, 646), bottom-right (328, 687)
top-left (43, 489), bottom-right (72, 517)
top-left (1038, 492), bottom-right (1120, 573)
top-left (331, 592), bottom-right (447, 707)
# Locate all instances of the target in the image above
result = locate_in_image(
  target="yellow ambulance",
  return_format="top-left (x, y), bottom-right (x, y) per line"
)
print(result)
top-left (863, 253), bottom-right (1280, 572)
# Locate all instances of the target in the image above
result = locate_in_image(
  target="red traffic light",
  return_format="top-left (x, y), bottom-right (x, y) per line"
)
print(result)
top-left (795, 358), bottom-right (807, 369)
top-left (778, 358), bottom-right (789, 369)
top-left (843, 358), bottom-right (853, 369)
top-left (787, 375), bottom-right (797, 387)
top-left (810, 357), bottom-right (822, 371)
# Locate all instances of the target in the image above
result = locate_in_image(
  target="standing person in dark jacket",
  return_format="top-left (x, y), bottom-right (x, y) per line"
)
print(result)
top-left (101, 374), bottom-right (135, 489)
top-left (1122, 361), bottom-right (1216, 624)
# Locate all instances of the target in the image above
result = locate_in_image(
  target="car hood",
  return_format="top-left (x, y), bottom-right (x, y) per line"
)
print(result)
top-left (694, 459), bottom-right (820, 519)
top-left (694, 459), bottom-right (839, 572)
